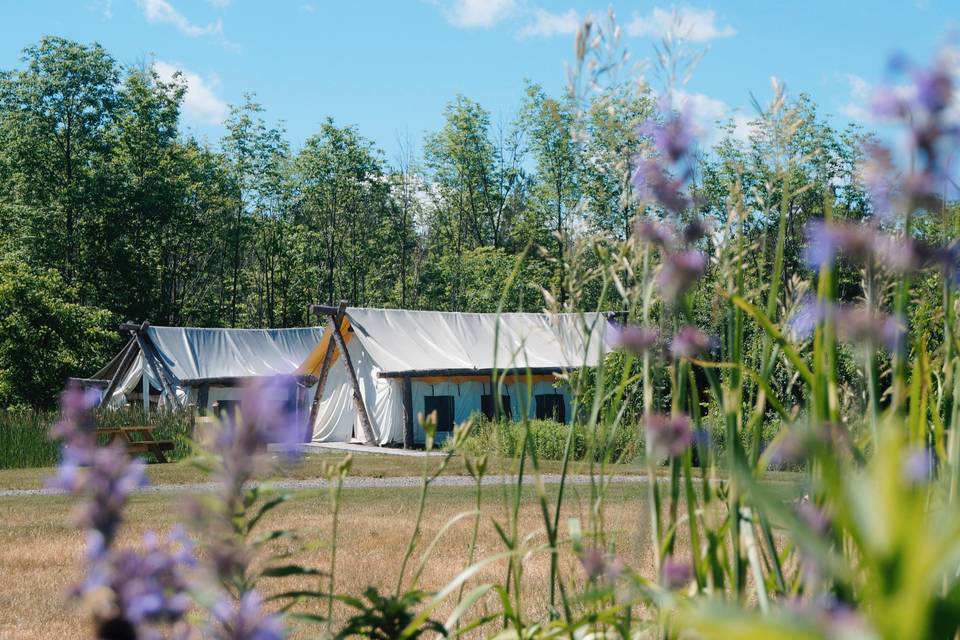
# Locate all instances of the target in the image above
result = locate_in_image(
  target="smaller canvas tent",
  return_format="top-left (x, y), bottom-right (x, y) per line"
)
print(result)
top-left (297, 307), bottom-right (610, 446)
top-left (86, 322), bottom-right (325, 414)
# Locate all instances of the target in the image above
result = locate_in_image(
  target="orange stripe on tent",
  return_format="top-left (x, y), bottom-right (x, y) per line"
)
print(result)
top-left (295, 316), bottom-right (353, 377)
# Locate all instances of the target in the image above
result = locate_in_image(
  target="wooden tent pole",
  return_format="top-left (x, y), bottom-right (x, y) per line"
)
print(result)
top-left (304, 302), bottom-right (346, 442)
top-left (134, 322), bottom-right (183, 412)
top-left (98, 337), bottom-right (138, 408)
top-left (325, 304), bottom-right (377, 445)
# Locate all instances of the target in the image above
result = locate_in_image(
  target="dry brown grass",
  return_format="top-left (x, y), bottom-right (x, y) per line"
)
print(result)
top-left (0, 482), bottom-right (662, 639)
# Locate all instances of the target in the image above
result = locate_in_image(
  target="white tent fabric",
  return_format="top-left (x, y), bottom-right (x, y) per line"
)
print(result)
top-left (147, 326), bottom-right (326, 382)
top-left (100, 326), bottom-right (326, 408)
top-left (309, 309), bottom-right (610, 444)
top-left (343, 308), bottom-right (608, 374)
top-left (310, 336), bottom-right (404, 444)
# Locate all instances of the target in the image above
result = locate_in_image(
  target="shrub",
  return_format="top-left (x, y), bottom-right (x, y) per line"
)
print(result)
top-left (454, 414), bottom-right (642, 463)
top-left (0, 406), bottom-right (195, 469)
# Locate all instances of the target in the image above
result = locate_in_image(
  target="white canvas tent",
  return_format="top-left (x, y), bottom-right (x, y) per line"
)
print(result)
top-left (87, 322), bottom-right (326, 413)
top-left (297, 307), bottom-right (610, 446)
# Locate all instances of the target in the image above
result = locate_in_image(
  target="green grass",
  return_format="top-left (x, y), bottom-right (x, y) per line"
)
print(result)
top-left (0, 406), bottom-right (195, 470)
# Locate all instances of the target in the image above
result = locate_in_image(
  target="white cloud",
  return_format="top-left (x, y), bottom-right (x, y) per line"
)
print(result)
top-left (669, 90), bottom-right (753, 145)
top-left (207, 0), bottom-right (231, 7)
top-left (518, 8), bottom-right (580, 39)
top-left (302, 3), bottom-right (317, 13)
top-left (837, 73), bottom-right (874, 121)
top-left (91, 0), bottom-right (113, 19)
top-left (138, 0), bottom-right (238, 50)
top-left (626, 7), bottom-right (736, 43)
top-left (440, 0), bottom-right (516, 28)
top-left (153, 61), bottom-right (229, 126)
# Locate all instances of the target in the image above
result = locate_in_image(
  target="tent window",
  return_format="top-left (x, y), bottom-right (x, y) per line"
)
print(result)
top-left (423, 396), bottom-right (454, 433)
top-left (480, 394), bottom-right (512, 420)
top-left (535, 394), bottom-right (566, 422)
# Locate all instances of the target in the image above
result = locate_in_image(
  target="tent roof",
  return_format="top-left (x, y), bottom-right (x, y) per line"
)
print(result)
top-left (299, 308), bottom-right (609, 377)
top-left (146, 326), bottom-right (326, 383)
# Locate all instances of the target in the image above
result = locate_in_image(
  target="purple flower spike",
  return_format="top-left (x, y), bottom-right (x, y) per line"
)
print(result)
top-left (912, 65), bottom-right (953, 114)
top-left (633, 218), bottom-right (675, 247)
top-left (669, 326), bottom-right (712, 360)
top-left (834, 306), bottom-right (905, 352)
top-left (662, 556), bottom-right (693, 590)
top-left (645, 413), bottom-right (694, 458)
top-left (578, 547), bottom-right (624, 583)
top-left (788, 295), bottom-right (827, 342)
top-left (632, 159), bottom-right (690, 213)
top-left (804, 220), bottom-right (877, 268)
top-left (640, 106), bottom-right (696, 165)
top-left (657, 250), bottom-right (706, 301)
top-left (239, 375), bottom-right (303, 460)
top-left (607, 323), bottom-right (659, 354)
top-left (903, 447), bottom-right (935, 485)
top-left (209, 590), bottom-right (285, 640)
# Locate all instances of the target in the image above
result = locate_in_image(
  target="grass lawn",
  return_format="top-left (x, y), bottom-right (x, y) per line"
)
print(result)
top-left (0, 482), bottom-right (675, 639)
top-left (0, 449), bottom-right (806, 639)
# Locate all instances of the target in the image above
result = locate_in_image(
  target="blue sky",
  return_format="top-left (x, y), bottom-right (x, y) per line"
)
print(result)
top-left (3, 0), bottom-right (957, 160)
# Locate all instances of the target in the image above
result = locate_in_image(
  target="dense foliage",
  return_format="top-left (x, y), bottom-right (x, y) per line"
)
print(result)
top-left (0, 34), bottom-right (874, 409)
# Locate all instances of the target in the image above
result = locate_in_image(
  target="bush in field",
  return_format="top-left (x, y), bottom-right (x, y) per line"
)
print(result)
top-left (0, 405), bottom-right (195, 469)
top-left (454, 415), bottom-right (641, 463)
top-left (0, 409), bottom-right (59, 469)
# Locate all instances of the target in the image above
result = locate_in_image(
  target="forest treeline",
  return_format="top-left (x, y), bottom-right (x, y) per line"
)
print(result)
top-left (0, 36), bottom-right (873, 407)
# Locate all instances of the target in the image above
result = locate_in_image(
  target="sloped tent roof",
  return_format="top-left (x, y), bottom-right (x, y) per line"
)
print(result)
top-left (297, 308), bottom-right (610, 378)
top-left (145, 326), bottom-right (326, 384)
top-left (98, 326), bottom-right (327, 391)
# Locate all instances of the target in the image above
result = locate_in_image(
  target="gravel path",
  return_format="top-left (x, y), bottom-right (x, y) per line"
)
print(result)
top-left (0, 473), bottom-right (658, 498)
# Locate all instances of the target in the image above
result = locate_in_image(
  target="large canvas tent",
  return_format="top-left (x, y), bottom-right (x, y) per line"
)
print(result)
top-left (85, 322), bottom-right (326, 413)
top-left (298, 307), bottom-right (610, 446)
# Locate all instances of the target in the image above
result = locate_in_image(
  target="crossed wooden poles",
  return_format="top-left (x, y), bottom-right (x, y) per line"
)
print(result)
top-left (304, 302), bottom-right (378, 446)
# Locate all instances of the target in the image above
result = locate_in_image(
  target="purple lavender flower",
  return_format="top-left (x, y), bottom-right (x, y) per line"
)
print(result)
top-left (803, 220), bottom-right (877, 268)
top-left (859, 143), bottom-right (898, 220)
top-left (767, 430), bottom-right (808, 469)
top-left (867, 48), bottom-right (959, 217)
top-left (668, 326), bottom-right (712, 360)
top-left (834, 306), bottom-right (905, 352)
top-left (81, 527), bottom-right (195, 633)
top-left (209, 590), bottom-right (285, 640)
top-left (787, 295), bottom-right (826, 342)
top-left (912, 63), bottom-right (953, 114)
top-left (645, 413), bottom-right (694, 458)
top-left (214, 375), bottom-right (304, 498)
top-left (632, 159), bottom-right (689, 213)
top-left (640, 106), bottom-right (696, 164)
top-left (903, 447), bottom-right (935, 485)
top-left (794, 498), bottom-right (829, 536)
top-left (661, 556), bottom-right (693, 590)
top-left (239, 375), bottom-right (303, 460)
top-left (48, 385), bottom-right (147, 551)
top-left (657, 250), bottom-right (706, 301)
top-left (682, 218), bottom-right (709, 244)
top-left (578, 547), bottom-right (623, 583)
top-left (606, 323), bottom-right (659, 354)
top-left (633, 218), bottom-right (675, 247)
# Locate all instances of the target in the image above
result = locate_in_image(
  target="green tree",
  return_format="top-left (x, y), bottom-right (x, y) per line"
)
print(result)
top-left (0, 258), bottom-right (115, 409)
top-left (0, 36), bottom-right (119, 295)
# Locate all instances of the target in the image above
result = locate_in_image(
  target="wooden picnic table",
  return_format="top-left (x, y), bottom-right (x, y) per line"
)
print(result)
top-left (97, 425), bottom-right (175, 463)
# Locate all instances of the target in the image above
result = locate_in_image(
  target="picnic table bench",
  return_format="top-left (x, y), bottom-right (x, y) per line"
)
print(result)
top-left (97, 425), bottom-right (175, 463)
